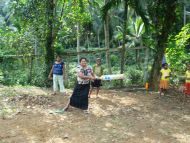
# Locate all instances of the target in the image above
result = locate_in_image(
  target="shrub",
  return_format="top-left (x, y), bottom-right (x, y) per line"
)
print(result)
top-left (125, 66), bottom-right (143, 85)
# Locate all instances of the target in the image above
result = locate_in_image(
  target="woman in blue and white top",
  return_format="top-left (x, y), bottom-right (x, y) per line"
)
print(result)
top-left (64, 57), bottom-right (95, 113)
top-left (48, 55), bottom-right (65, 95)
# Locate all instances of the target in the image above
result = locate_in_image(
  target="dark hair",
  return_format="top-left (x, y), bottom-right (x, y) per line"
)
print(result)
top-left (79, 57), bottom-right (87, 63)
top-left (56, 55), bottom-right (61, 58)
top-left (162, 63), bottom-right (168, 67)
top-left (96, 58), bottom-right (101, 61)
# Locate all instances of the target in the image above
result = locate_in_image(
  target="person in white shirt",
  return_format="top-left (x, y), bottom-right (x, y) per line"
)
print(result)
top-left (64, 57), bottom-right (95, 114)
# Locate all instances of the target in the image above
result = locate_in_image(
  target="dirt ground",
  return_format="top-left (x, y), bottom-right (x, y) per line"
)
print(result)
top-left (0, 85), bottom-right (190, 143)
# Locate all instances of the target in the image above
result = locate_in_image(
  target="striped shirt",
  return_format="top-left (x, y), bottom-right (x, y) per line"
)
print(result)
top-left (76, 65), bottom-right (93, 84)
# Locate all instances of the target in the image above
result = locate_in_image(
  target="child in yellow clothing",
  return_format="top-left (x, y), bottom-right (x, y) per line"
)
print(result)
top-left (184, 64), bottom-right (190, 95)
top-left (159, 63), bottom-right (171, 96)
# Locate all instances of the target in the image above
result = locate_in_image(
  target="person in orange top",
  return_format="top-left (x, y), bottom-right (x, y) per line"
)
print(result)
top-left (159, 63), bottom-right (171, 96)
top-left (184, 63), bottom-right (190, 95)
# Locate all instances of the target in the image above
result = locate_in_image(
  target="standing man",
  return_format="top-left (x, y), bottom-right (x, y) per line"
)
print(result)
top-left (48, 55), bottom-right (65, 95)
top-left (89, 58), bottom-right (104, 98)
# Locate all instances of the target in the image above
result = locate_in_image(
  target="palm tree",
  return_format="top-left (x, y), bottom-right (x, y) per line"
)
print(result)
top-left (126, 17), bottom-right (149, 83)
top-left (127, 17), bottom-right (145, 65)
top-left (102, 0), bottom-right (149, 86)
top-left (104, 0), bottom-right (112, 74)
top-left (115, 16), bottom-right (149, 84)
top-left (88, 0), bottom-right (104, 48)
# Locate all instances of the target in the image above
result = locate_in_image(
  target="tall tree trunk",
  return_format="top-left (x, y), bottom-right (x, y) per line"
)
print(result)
top-left (104, 0), bottom-right (111, 74)
top-left (97, 30), bottom-right (100, 48)
top-left (135, 49), bottom-right (138, 63)
top-left (143, 47), bottom-right (149, 84)
top-left (77, 22), bottom-right (80, 63)
top-left (87, 33), bottom-right (90, 49)
top-left (120, 0), bottom-right (128, 86)
top-left (137, 49), bottom-right (140, 66)
top-left (45, 0), bottom-right (54, 78)
top-left (28, 56), bottom-right (34, 84)
top-left (34, 37), bottom-right (39, 66)
top-left (149, 41), bottom-right (165, 90)
top-left (148, 0), bottom-right (177, 90)
top-left (65, 58), bottom-right (69, 88)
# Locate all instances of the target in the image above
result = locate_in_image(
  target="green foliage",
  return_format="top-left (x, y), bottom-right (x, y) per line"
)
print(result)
top-left (1, 57), bottom-right (48, 87)
top-left (31, 62), bottom-right (48, 87)
top-left (0, 108), bottom-right (8, 119)
top-left (167, 24), bottom-right (190, 73)
top-left (0, 0), bottom-right (185, 89)
top-left (66, 63), bottom-right (78, 88)
top-left (125, 66), bottom-right (143, 85)
top-left (1, 58), bottom-right (26, 85)
top-left (110, 54), bottom-right (119, 66)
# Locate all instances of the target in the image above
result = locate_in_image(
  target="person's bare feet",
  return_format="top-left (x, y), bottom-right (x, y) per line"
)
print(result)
top-left (96, 95), bottom-right (100, 98)
top-left (64, 105), bottom-right (69, 111)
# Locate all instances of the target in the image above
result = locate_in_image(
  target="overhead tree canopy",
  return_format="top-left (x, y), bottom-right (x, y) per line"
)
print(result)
top-left (0, 0), bottom-right (188, 88)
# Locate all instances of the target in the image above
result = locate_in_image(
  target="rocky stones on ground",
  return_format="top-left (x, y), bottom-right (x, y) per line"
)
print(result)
top-left (105, 122), bottom-right (113, 128)
top-left (9, 94), bottom-right (53, 107)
